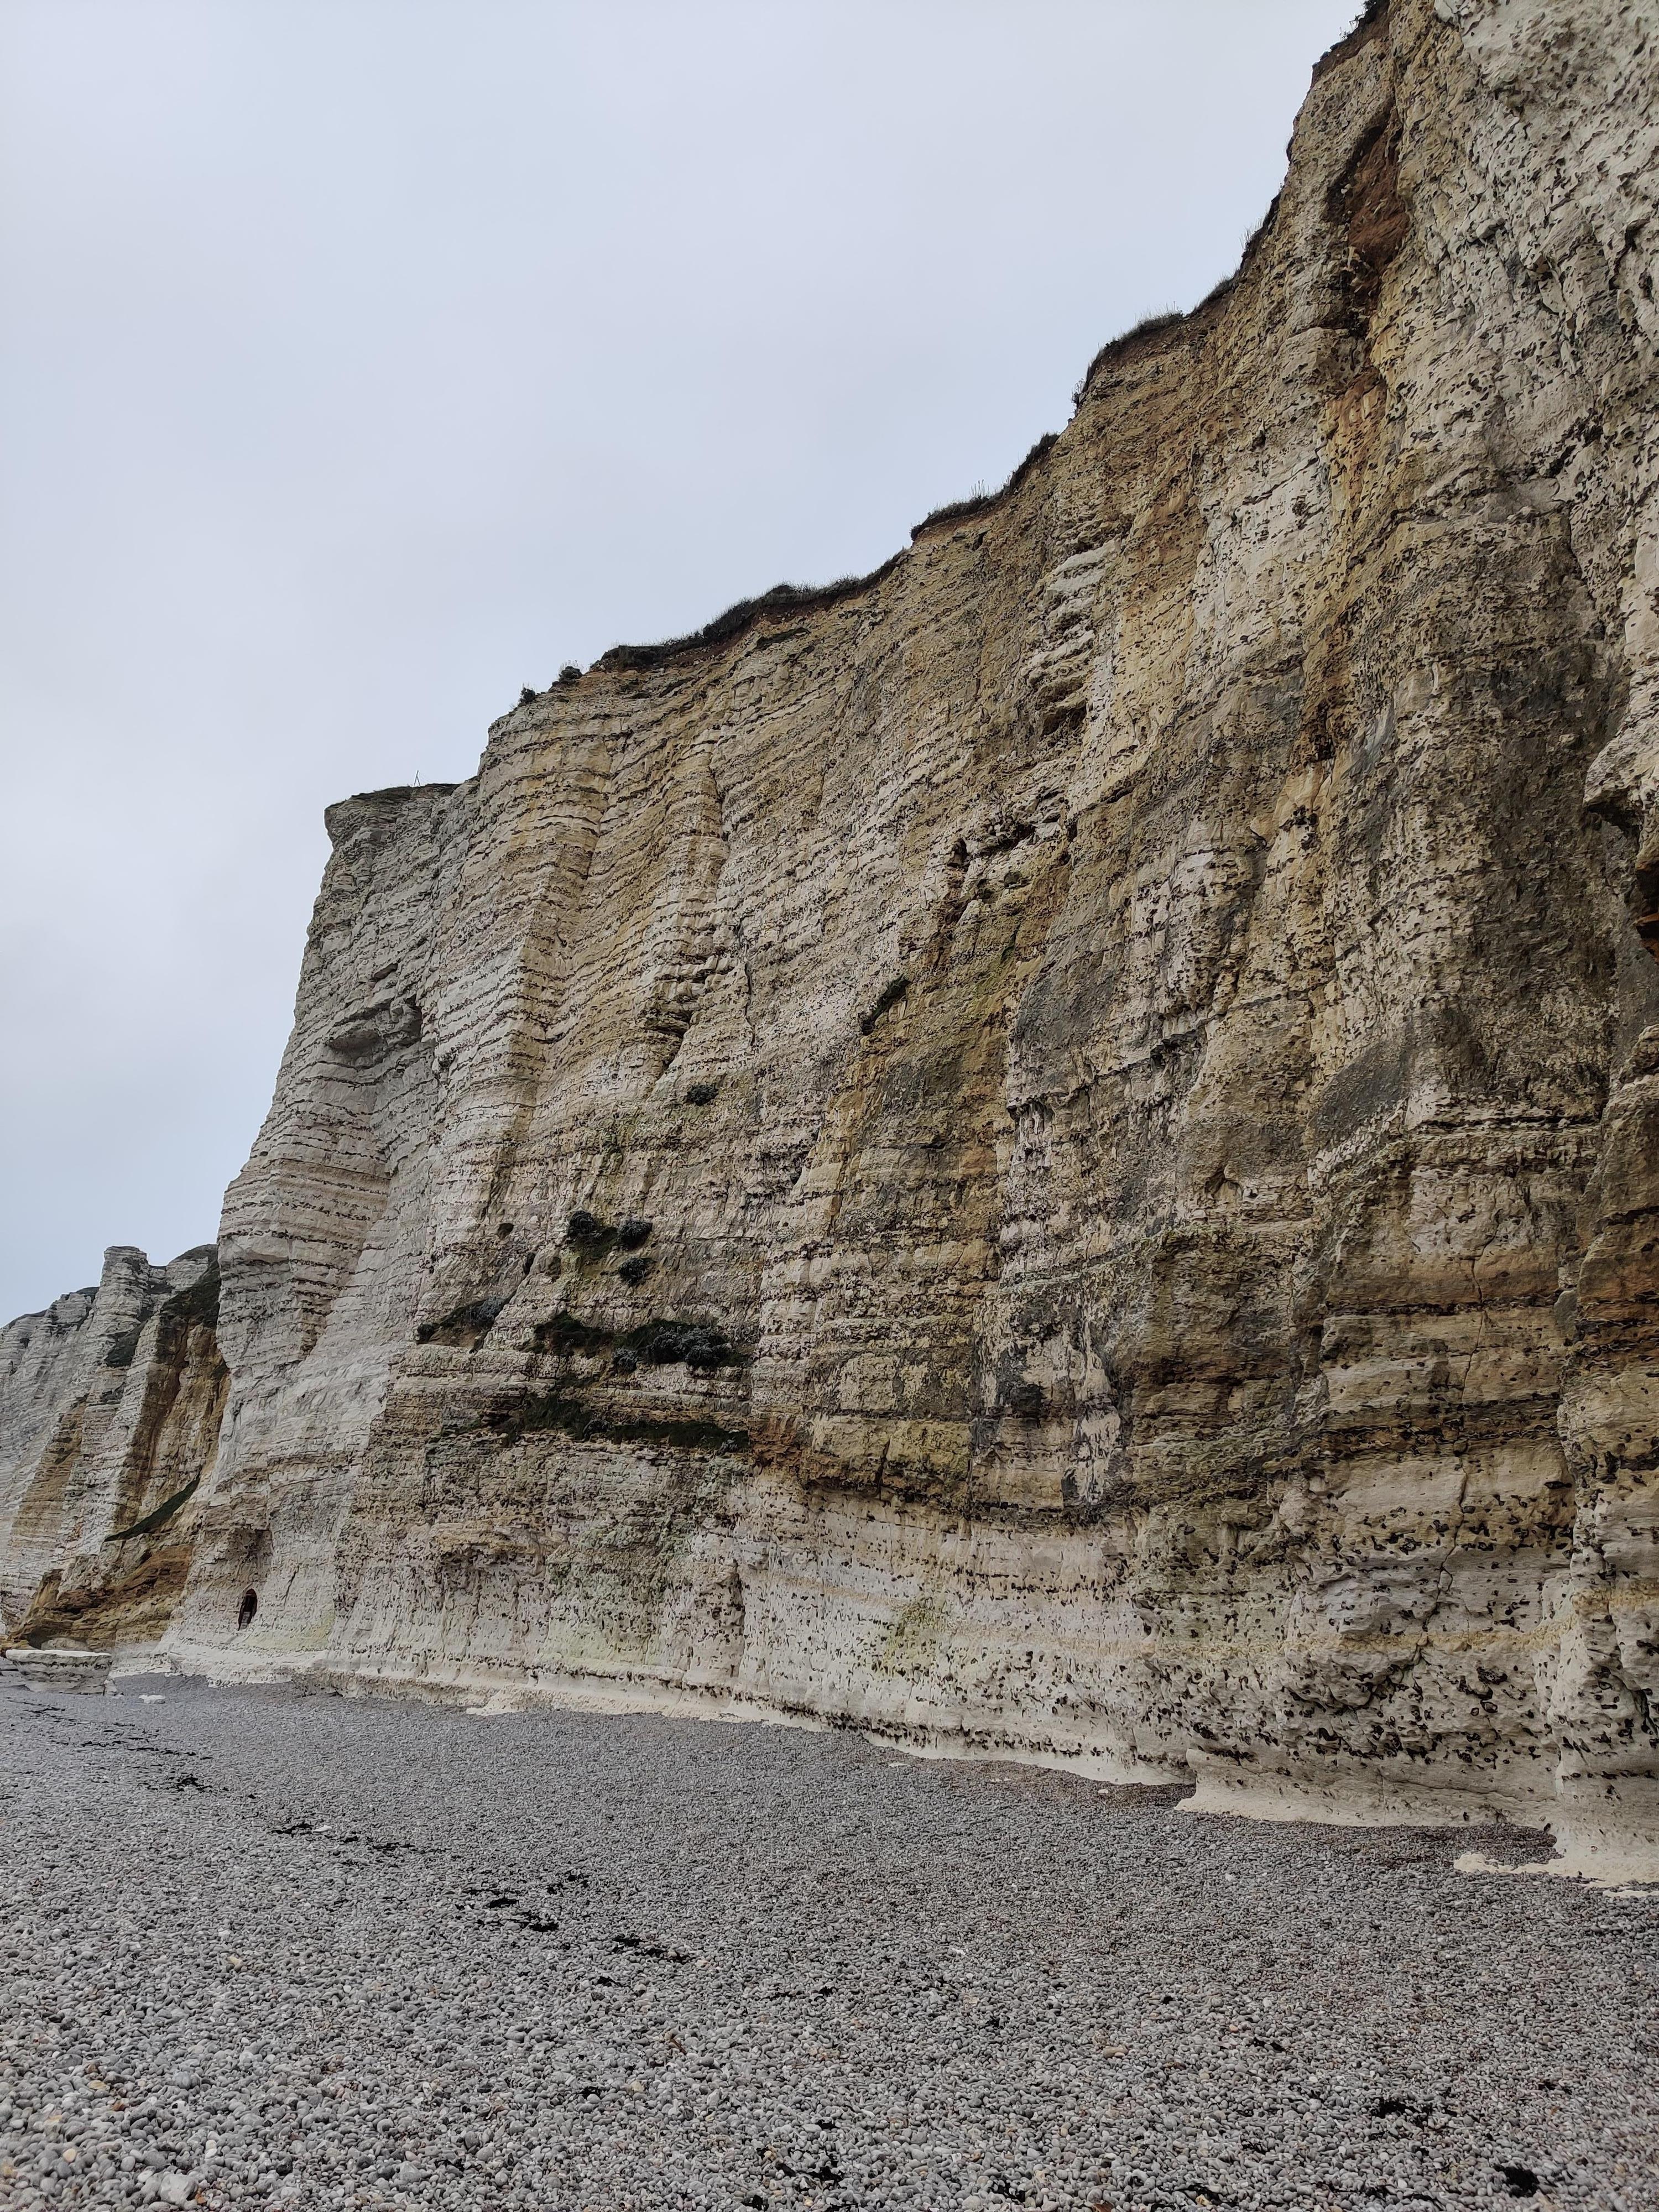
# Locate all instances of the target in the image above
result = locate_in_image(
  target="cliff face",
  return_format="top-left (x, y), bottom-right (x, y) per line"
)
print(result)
top-left (6, 0), bottom-right (1658, 1871)
top-left (0, 1245), bottom-right (226, 1647)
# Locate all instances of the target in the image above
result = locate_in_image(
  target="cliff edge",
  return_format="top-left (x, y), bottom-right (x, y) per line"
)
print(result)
top-left (7, 0), bottom-right (1659, 1876)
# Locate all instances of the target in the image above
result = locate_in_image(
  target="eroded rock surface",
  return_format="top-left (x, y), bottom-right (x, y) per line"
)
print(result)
top-left (4, 0), bottom-right (1659, 1871)
top-left (0, 1245), bottom-right (226, 1648)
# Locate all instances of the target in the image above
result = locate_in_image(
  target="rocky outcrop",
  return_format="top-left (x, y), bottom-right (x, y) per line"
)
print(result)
top-left (4, 0), bottom-right (1658, 1875)
top-left (0, 1246), bottom-right (226, 1647)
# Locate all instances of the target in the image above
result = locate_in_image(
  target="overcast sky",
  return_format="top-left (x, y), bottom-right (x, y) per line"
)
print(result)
top-left (1, 0), bottom-right (1360, 1322)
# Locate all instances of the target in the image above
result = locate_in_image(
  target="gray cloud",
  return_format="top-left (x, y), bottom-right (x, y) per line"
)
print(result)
top-left (0, 0), bottom-right (1360, 1319)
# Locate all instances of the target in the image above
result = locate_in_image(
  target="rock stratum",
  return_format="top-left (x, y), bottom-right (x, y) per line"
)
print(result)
top-left (0, 1246), bottom-right (225, 1649)
top-left (6, 0), bottom-right (1659, 1876)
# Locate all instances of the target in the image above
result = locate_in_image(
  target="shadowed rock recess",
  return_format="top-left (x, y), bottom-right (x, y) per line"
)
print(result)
top-left (7, 0), bottom-right (1659, 1876)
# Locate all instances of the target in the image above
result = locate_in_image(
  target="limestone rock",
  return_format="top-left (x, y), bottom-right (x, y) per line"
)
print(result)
top-left (0, 1245), bottom-right (226, 1648)
top-left (2, 1645), bottom-right (115, 1693)
top-left (5, 0), bottom-right (1659, 1874)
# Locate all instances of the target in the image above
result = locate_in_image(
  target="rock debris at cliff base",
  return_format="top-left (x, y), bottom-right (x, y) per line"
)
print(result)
top-left (3, 1670), bottom-right (1656, 2212)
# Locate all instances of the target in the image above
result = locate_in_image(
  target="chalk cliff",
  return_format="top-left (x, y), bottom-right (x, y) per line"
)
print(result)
top-left (0, 1245), bottom-right (226, 1648)
top-left (6, 0), bottom-right (1659, 1874)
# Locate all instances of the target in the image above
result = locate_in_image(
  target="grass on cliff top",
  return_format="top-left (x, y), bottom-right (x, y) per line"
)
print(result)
top-left (593, 428), bottom-right (1067, 676)
top-left (596, 574), bottom-right (899, 675)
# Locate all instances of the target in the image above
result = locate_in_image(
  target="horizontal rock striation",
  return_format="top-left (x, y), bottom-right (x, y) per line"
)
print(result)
top-left (0, 1245), bottom-right (226, 1648)
top-left (5, 0), bottom-right (1659, 1873)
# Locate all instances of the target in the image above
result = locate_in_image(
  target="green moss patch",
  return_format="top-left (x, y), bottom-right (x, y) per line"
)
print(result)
top-left (497, 1392), bottom-right (749, 1457)
top-left (532, 1313), bottom-right (744, 1372)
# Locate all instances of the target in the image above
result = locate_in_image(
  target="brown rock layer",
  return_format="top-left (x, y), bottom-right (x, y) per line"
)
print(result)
top-left (0, 1246), bottom-right (226, 1647)
top-left (6, 0), bottom-right (1659, 1872)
